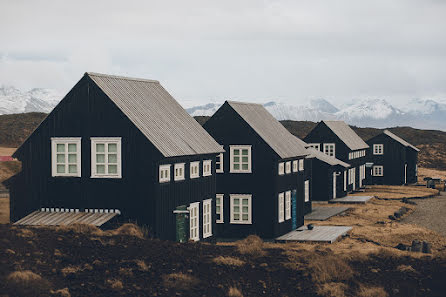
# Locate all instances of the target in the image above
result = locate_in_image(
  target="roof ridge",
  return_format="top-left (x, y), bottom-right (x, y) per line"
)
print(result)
top-left (86, 72), bottom-right (159, 84)
top-left (227, 100), bottom-right (263, 107)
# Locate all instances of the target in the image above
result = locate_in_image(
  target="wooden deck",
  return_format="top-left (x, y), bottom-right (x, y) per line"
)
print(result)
top-left (329, 195), bottom-right (374, 204)
top-left (275, 225), bottom-right (352, 243)
top-left (14, 209), bottom-right (120, 226)
top-left (304, 206), bottom-right (350, 221)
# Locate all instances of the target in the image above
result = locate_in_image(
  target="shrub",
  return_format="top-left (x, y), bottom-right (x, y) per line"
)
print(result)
top-left (51, 287), bottom-right (71, 297)
top-left (213, 256), bottom-right (245, 267)
top-left (6, 270), bottom-right (51, 296)
top-left (235, 235), bottom-right (265, 256)
top-left (228, 287), bottom-right (243, 297)
top-left (316, 282), bottom-right (347, 297)
top-left (107, 279), bottom-right (124, 290)
top-left (308, 254), bottom-right (354, 283)
top-left (357, 285), bottom-right (388, 297)
top-left (135, 259), bottom-right (149, 271)
top-left (110, 223), bottom-right (144, 238)
top-left (57, 224), bottom-right (102, 235)
top-left (162, 273), bottom-right (199, 291)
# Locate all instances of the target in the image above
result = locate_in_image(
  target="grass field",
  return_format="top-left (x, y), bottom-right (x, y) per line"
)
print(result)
top-left (0, 197), bottom-right (9, 224)
top-left (0, 147), bottom-right (16, 156)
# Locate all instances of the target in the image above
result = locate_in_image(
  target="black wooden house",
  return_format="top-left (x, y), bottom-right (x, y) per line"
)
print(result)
top-left (304, 121), bottom-right (369, 192)
top-left (203, 101), bottom-right (309, 239)
top-left (366, 130), bottom-right (419, 185)
top-left (5, 72), bottom-right (224, 241)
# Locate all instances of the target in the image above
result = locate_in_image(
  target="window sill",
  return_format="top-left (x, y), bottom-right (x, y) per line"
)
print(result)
top-left (52, 175), bottom-right (81, 178)
top-left (216, 221), bottom-right (224, 224)
top-left (230, 221), bottom-right (252, 225)
top-left (203, 233), bottom-right (212, 239)
top-left (174, 178), bottom-right (185, 182)
top-left (202, 173), bottom-right (212, 177)
top-left (91, 175), bottom-right (122, 179)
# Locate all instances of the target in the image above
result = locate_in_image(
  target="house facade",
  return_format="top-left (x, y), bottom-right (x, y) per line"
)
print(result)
top-left (304, 121), bottom-right (369, 192)
top-left (203, 101), bottom-right (309, 239)
top-left (366, 130), bottom-right (419, 185)
top-left (6, 72), bottom-right (224, 241)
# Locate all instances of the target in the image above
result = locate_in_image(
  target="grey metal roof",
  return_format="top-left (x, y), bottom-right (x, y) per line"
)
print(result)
top-left (227, 101), bottom-right (308, 158)
top-left (323, 121), bottom-right (369, 150)
top-left (14, 210), bottom-right (118, 226)
top-left (88, 72), bottom-right (224, 157)
top-left (305, 147), bottom-right (350, 168)
top-left (383, 130), bottom-right (420, 152)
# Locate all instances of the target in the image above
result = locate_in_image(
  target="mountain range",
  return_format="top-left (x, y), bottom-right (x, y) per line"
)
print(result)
top-left (1, 85), bottom-right (445, 131)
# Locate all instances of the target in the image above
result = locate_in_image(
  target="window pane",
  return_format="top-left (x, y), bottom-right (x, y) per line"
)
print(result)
top-left (242, 149), bottom-right (248, 155)
top-left (234, 214), bottom-right (240, 220)
top-left (216, 197), bottom-right (220, 204)
top-left (108, 143), bottom-right (117, 152)
top-left (68, 154), bottom-right (77, 163)
top-left (242, 164), bottom-right (248, 170)
top-left (57, 165), bottom-right (65, 173)
top-left (96, 154), bottom-right (105, 163)
top-left (108, 154), bottom-right (117, 163)
top-left (234, 198), bottom-right (239, 205)
top-left (68, 165), bottom-right (77, 173)
top-left (216, 206), bottom-right (220, 212)
top-left (97, 165), bottom-right (105, 174)
top-left (108, 165), bottom-right (117, 174)
top-left (96, 143), bottom-right (105, 152)
top-left (57, 144), bottom-right (65, 152)
top-left (242, 199), bottom-right (248, 205)
top-left (242, 214), bottom-right (248, 221)
top-left (68, 143), bottom-right (76, 152)
top-left (242, 206), bottom-right (248, 213)
top-left (234, 206), bottom-right (240, 212)
top-left (57, 154), bottom-right (65, 163)
top-left (234, 156), bottom-right (240, 163)
top-left (233, 150), bottom-right (240, 155)
top-left (242, 156), bottom-right (248, 163)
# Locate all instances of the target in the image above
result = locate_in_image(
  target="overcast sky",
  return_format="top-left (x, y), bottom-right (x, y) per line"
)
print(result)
top-left (1, 0), bottom-right (446, 107)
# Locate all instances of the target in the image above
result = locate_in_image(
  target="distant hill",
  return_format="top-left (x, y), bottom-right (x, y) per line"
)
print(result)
top-left (0, 112), bottom-right (47, 147)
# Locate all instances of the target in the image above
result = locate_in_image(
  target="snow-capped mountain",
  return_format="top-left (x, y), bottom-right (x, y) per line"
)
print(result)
top-left (0, 85), bottom-right (62, 114)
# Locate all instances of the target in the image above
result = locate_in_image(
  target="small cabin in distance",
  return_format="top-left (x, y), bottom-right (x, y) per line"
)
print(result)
top-left (203, 101), bottom-right (309, 239)
top-left (366, 130), bottom-right (419, 185)
top-left (5, 72), bottom-right (224, 241)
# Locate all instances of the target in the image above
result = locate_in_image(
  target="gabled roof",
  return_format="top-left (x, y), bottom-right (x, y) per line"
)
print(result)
top-left (87, 73), bottom-right (224, 157)
top-left (226, 101), bottom-right (308, 158)
top-left (305, 147), bottom-right (350, 168)
top-left (322, 121), bottom-right (369, 150)
top-left (383, 130), bottom-right (420, 152)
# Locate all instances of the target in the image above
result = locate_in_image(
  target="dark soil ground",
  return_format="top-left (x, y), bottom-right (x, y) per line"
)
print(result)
top-left (1, 224), bottom-right (446, 297)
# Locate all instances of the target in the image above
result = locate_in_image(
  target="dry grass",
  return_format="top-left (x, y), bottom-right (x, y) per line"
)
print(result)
top-left (0, 147), bottom-right (16, 156)
top-left (307, 252), bottom-right (354, 283)
top-left (418, 167), bottom-right (446, 182)
top-left (0, 197), bottom-right (9, 224)
top-left (56, 223), bottom-right (103, 235)
top-left (17, 228), bottom-right (35, 238)
top-left (0, 161), bottom-right (21, 184)
top-left (235, 235), bottom-right (266, 256)
top-left (349, 185), bottom-right (438, 199)
top-left (135, 259), bottom-right (149, 271)
top-left (51, 287), bottom-right (71, 297)
top-left (396, 264), bottom-right (417, 273)
top-left (162, 272), bottom-right (199, 291)
top-left (228, 287), bottom-right (244, 297)
top-left (316, 282), bottom-right (348, 297)
top-left (119, 267), bottom-right (134, 277)
top-left (109, 223), bottom-right (144, 238)
top-left (356, 285), bottom-right (388, 297)
top-left (61, 265), bottom-right (82, 276)
top-left (107, 279), bottom-right (124, 290)
top-left (213, 256), bottom-right (245, 267)
top-left (6, 270), bottom-right (51, 296)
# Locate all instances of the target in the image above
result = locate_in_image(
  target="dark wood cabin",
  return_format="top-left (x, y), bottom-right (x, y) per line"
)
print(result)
top-left (5, 72), bottom-right (224, 241)
top-left (203, 101), bottom-right (309, 239)
top-left (304, 121), bottom-right (369, 192)
top-left (305, 147), bottom-right (350, 201)
top-left (366, 130), bottom-right (419, 185)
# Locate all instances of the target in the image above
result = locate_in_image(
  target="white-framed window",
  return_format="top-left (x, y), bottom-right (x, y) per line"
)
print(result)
top-left (299, 159), bottom-right (304, 171)
top-left (373, 144), bottom-right (384, 155)
top-left (159, 164), bottom-right (171, 183)
top-left (190, 161), bottom-right (200, 179)
top-left (323, 143), bottom-right (335, 157)
top-left (348, 152), bottom-right (352, 160)
top-left (344, 170), bottom-right (347, 191)
top-left (373, 165), bottom-right (384, 176)
top-left (285, 191), bottom-right (291, 220)
top-left (203, 160), bottom-right (212, 176)
top-left (189, 202), bottom-right (200, 241)
top-left (292, 160), bottom-right (298, 172)
top-left (305, 180), bottom-right (310, 202)
top-left (216, 152), bottom-right (223, 173)
top-left (203, 199), bottom-right (212, 238)
top-left (51, 137), bottom-right (81, 177)
top-left (348, 168), bottom-right (352, 184)
top-left (308, 143), bottom-right (320, 151)
top-left (174, 163), bottom-right (185, 181)
top-left (278, 192), bottom-right (284, 223)
top-left (216, 194), bottom-right (224, 223)
top-left (230, 145), bottom-right (252, 173)
top-left (278, 162), bottom-right (284, 175)
top-left (91, 137), bottom-right (121, 178)
top-left (230, 194), bottom-right (252, 224)
top-left (285, 161), bottom-right (291, 174)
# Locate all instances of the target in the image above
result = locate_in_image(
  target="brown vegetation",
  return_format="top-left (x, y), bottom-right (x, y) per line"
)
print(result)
top-left (316, 282), bottom-right (348, 297)
top-left (162, 272), bottom-right (199, 291)
top-left (0, 112), bottom-right (46, 147)
top-left (0, 197), bottom-right (9, 223)
top-left (356, 285), bottom-right (388, 297)
top-left (213, 256), bottom-right (245, 267)
top-left (349, 185), bottom-right (438, 199)
top-left (106, 279), bottom-right (124, 290)
top-left (235, 235), bottom-right (266, 256)
top-left (6, 270), bottom-right (51, 296)
top-left (227, 287), bottom-right (244, 297)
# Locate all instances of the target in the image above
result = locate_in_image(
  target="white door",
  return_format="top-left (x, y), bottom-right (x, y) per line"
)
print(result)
top-left (189, 202), bottom-right (200, 241)
top-left (405, 164), bottom-right (407, 184)
top-left (333, 172), bottom-right (337, 199)
top-left (202, 199), bottom-right (212, 238)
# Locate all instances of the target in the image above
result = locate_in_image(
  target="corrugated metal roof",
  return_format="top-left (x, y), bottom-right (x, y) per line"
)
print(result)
top-left (87, 72), bottom-right (224, 157)
top-left (14, 210), bottom-right (118, 226)
top-left (323, 121), bottom-right (369, 150)
top-left (227, 101), bottom-right (308, 158)
top-left (305, 147), bottom-right (350, 168)
top-left (383, 130), bottom-right (420, 152)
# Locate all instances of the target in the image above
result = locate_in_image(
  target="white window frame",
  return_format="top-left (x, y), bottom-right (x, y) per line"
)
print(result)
top-left (189, 202), bottom-right (200, 241)
top-left (174, 163), bottom-right (185, 181)
top-left (203, 160), bottom-right (212, 177)
top-left (344, 170), bottom-right (347, 191)
top-left (216, 194), bottom-right (224, 223)
top-left (305, 180), bottom-right (310, 202)
top-left (190, 161), bottom-right (200, 179)
top-left (230, 194), bottom-right (252, 224)
top-left (216, 152), bottom-right (224, 173)
top-left (278, 162), bottom-right (284, 175)
top-left (373, 165), bottom-right (384, 176)
top-left (299, 159), bottom-right (304, 171)
top-left (90, 137), bottom-right (122, 178)
top-left (278, 192), bottom-right (284, 223)
top-left (292, 160), bottom-right (298, 172)
top-left (308, 143), bottom-right (320, 151)
top-left (323, 143), bottom-right (335, 157)
top-left (285, 190), bottom-right (291, 220)
top-left (285, 161), bottom-right (291, 174)
top-left (159, 164), bottom-right (171, 183)
top-left (373, 144), bottom-right (384, 155)
top-left (229, 145), bottom-right (252, 173)
top-left (203, 199), bottom-right (212, 238)
top-left (51, 137), bottom-right (81, 177)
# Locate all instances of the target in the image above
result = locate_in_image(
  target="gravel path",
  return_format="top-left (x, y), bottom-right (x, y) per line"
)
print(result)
top-left (401, 191), bottom-right (446, 236)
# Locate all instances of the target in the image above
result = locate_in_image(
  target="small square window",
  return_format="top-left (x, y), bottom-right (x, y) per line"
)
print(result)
top-left (323, 143), bottom-right (335, 157)
top-left (373, 144), bottom-right (384, 155)
top-left (159, 164), bottom-right (171, 183)
top-left (299, 159), bottom-right (304, 171)
top-left (285, 161), bottom-right (291, 174)
top-left (190, 161), bottom-right (200, 179)
top-left (51, 137), bottom-right (81, 177)
top-left (373, 165), bottom-right (384, 176)
top-left (230, 145), bottom-right (252, 173)
top-left (203, 160), bottom-right (212, 176)
top-left (230, 194), bottom-right (252, 224)
top-left (91, 137), bottom-right (122, 178)
top-left (174, 163), bottom-right (185, 181)
top-left (292, 160), bottom-right (298, 172)
top-left (278, 162), bottom-right (284, 175)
